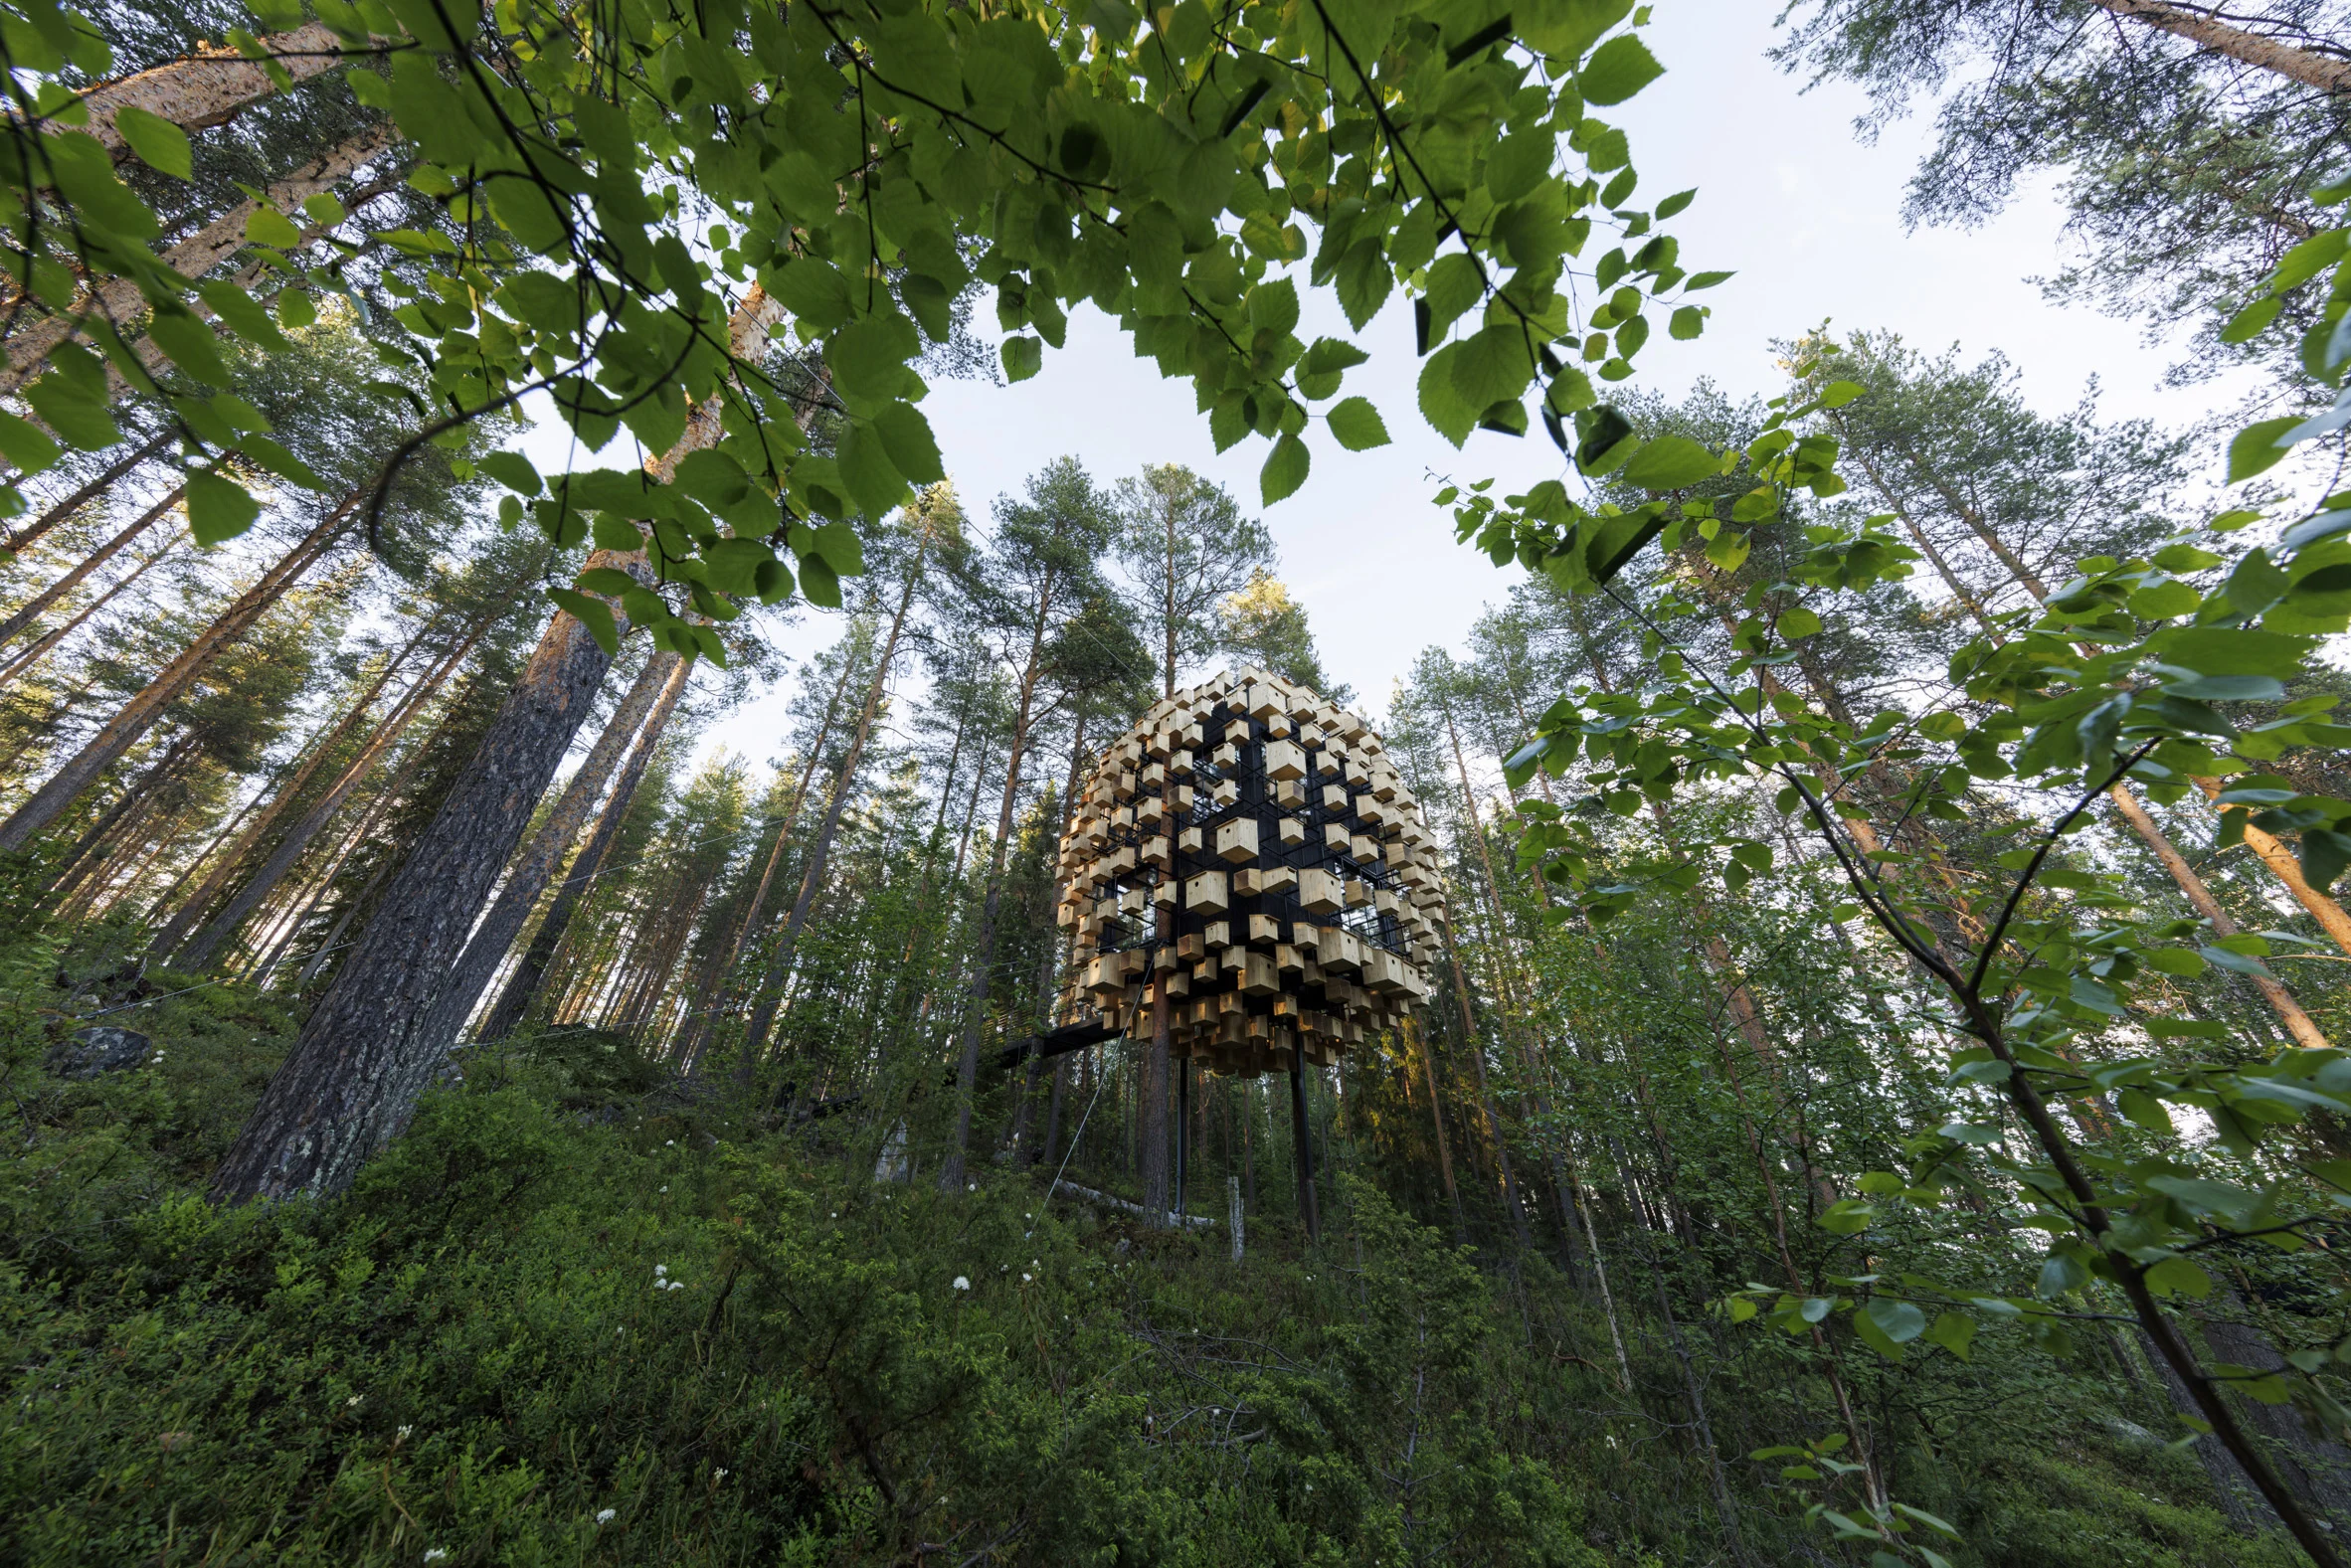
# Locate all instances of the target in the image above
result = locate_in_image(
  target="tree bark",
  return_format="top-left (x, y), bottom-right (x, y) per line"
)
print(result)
top-left (146, 616), bottom-right (439, 959)
top-left (677, 625), bottom-right (872, 1074)
top-left (0, 479), bottom-right (186, 653)
top-left (739, 545), bottom-right (928, 1070)
top-left (208, 289), bottom-right (777, 1202)
top-left (939, 598), bottom-right (1055, 1192)
top-left (1439, 912), bottom-right (1531, 1246)
top-left (475, 652), bottom-right (692, 1042)
top-left (2094, 0), bottom-right (2351, 94)
top-left (173, 613), bottom-right (486, 969)
top-left (2191, 775), bottom-right (2351, 958)
top-left (65, 23), bottom-right (396, 161)
top-left (420, 648), bottom-right (680, 1049)
top-left (0, 486), bottom-right (355, 852)
top-left (0, 431), bottom-right (170, 557)
top-left (2, 125), bottom-right (401, 392)
top-left (0, 531), bottom-right (171, 686)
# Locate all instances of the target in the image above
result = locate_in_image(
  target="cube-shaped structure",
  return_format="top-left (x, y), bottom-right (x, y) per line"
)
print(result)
top-left (1052, 667), bottom-right (1447, 1076)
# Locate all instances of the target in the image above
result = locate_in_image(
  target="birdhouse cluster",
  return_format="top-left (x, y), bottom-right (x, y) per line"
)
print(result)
top-left (1055, 668), bottom-right (1446, 1078)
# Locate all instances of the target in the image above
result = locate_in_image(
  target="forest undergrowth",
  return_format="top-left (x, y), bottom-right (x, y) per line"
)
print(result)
top-left (0, 909), bottom-right (2303, 1568)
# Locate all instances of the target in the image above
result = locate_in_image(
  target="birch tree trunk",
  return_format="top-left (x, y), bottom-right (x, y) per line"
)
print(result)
top-left (2, 125), bottom-right (401, 392)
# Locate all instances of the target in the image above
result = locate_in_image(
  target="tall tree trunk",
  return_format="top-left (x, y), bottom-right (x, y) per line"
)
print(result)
top-left (208, 289), bottom-right (779, 1202)
top-left (1863, 416), bottom-right (2351, 962)
top-left (738, 553), bottom-right (927, 1071)
top-left (2093, 0), bottom-right (2351, 93)
top-left (0, 486), bottom-right (355, 851)
top-left (67, 24), bottom-right (398, 162)
top-left (476, 654), bottom-right (693, 1043)
top-left (147, 616), bottom-right (440, 959)
top-left (0, 533), bottom-right (172, 686)
top-left (419, 649), bottom-right (680, 1049)
top-left (1439, 912), bottom-right (1531, 1246)
top-left (676, 628), bottom-right (866, 1072)
top-left (45, 733), bottom-right (196, 892)
top-left (0, 479), bottom-right (186, 653)
top-left (939, 605), bottom-right (1054, 1192)
top-left (0, 431), bottom-right (170, 557)
top-left (3, 126), bottom-right (402, 392)
top-left (173, 610), bottom-right (485, 969)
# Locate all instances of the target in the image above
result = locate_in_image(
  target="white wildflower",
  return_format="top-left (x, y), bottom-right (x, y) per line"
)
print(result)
top-left (953, 1276), bottom-right (970, 1291)
top-left (967, 1182), bottom-right (976, 1192)
top-left (596, 1508), bottom-right (617, 1526)
top-left (1021, 1274), bottom-right (1031, 1284)
top-left (398, 1425), bottom-right (413, 1440)
top-left (665, 1139), bottom-right (675, 1146)
top-left (655, 1264), bottom-right (667, 1276)
top-left (424, 1552), bottom-right (450, 1564)
top-left (714, 1468), bottom-right (728, 1481)
top-left (346, 1395), bottom-right (363, 1408)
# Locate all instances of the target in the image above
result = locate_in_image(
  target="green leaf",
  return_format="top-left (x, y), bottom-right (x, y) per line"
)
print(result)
top-left (873, 402), bottom-right (946, 485)
top-left (1580, 34), bottom-right (1664, 105)
top-left (1925, 1312), bottom-right (1975, 1361)
top-left (112, 105), bottom-right (191, 180)
top-left (548, 588), bottom-right (619, 654)
top-left (2116, 1088), bottom-right (2174, 1132)
top-left (244, 205), bottom-right (304, 249)
top-left (475, 451), bottom-right (543, 496)
top-left (1417, 342), bottom-right (1478, 447)
top-left (2228, 417), bottom-right (2299, 483)
top-left (799, 553), bottom-right (842, 609)
top-left (1001, 334), bottom-right (1043, 383)
top-left (835, 421), bottom-right (910, 521)
top-left (24, 373), bottom-right (120, 451)
top-left (144, 306), bottom-right (234, 387)
top-left (186, 470), bottom-right (261, 546)
top-left (703, 537), bottom-right (774, 597)
top-left (1778, 607), bottom-right (1822, 638)
top-left (238, 436), bottom-right (326, 491)
top-left (1327, 396), bottom-right (1390, 451)
top-left (1865, 1298), bottom-right (1927, 1345)
top-left (1619, 434), bottom-right (1718, 490)
top-left (1655, 188), bottom-right (1695, 219)
top-left (1452, 325), bottom-right (1537, 413)
top-left (1261, 433), bottom-right (1309, 503)
top-left (0, 412), bottom-right (62, 475)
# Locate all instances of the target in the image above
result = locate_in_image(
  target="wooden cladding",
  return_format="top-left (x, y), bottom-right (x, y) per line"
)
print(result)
top-left (1052, 666), bottom-right (1444, 1078)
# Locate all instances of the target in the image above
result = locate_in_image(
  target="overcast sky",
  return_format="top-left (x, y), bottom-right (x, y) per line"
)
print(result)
top-left (616, 7), bottom-right (2245, 769)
